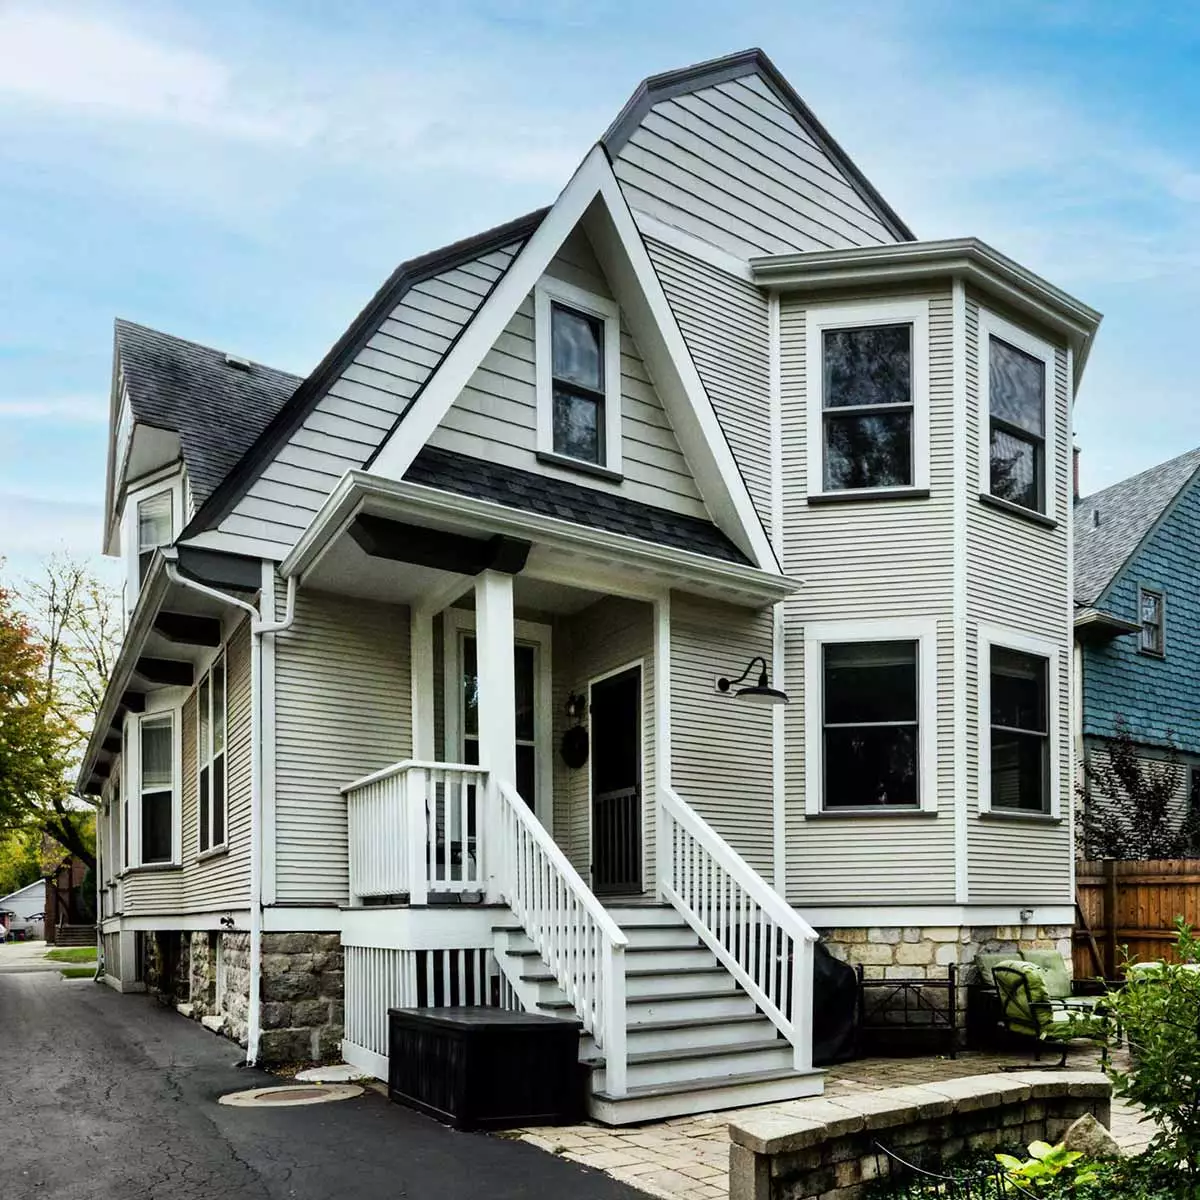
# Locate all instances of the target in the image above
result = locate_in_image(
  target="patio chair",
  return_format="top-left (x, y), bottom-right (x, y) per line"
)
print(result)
top-left (992, 961), bottom-right (1111, 1068)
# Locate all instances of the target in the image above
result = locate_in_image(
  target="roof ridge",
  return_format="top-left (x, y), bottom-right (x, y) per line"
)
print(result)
top-left (114, 318), bottom-right (303, 382)
top-left (1077, 444), bottom-right (1200, 509)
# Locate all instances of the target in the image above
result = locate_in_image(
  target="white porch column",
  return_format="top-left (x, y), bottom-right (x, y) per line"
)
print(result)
top-left (410, 607), bottom-right (435, 761)
top-left (473, 570), bottom-right (516, 784)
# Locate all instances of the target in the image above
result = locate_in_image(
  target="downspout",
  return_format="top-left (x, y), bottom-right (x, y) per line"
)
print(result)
top-left (164, 557), bottom-right (297, 1065)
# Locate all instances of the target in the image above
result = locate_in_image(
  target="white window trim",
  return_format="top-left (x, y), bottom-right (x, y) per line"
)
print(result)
top-left (197, 650), bottom-right (229, 856)
top-left (805, 297), bottom-right (931, 499)
top-left (1137, 585), bottom-right (1165, 657)
top-left (977, 307), bottom-right (1058, 521)
top-left (122, 470), bottom-right (185, 615)
top-left (442, 608), bottom-right (554, 827)
top-left (978, 624), bottom-right (1061, 817)
top-left (126, 701), bottom-right (183, 868)
top-left (803, 617), bottom-right (939, 815)
top-left (534, 275), bottom-right (623, 475)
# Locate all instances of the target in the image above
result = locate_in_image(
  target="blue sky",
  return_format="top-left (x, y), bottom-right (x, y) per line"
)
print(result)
top-left (3, 0), bottom-right (1200, 582)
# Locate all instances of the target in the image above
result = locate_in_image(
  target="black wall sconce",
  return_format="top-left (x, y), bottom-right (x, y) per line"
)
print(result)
top-left (561, 692), bottom-right (589, 769)
top-left (716, 656), bottom-right (788, 706)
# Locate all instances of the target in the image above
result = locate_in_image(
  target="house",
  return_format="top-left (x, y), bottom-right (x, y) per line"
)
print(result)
top-left (79, 48), bottom-right (1101, 1123)
top-left (1074, 447), bottom-right (1200, 827)
top-left (43, 853), bottom-right (94, 946)
top-left (0, 880), bottom-right (45, 941)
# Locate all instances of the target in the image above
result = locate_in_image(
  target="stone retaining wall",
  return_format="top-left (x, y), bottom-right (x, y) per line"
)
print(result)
top-left (259, 932), bottom-right (344, 1065)
top-left (729, 1071), bottom-right (1111, 1200)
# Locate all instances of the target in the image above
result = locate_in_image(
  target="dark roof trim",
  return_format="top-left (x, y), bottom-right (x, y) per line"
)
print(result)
top-left (181, 206), bottom-right (549, 540)
top-left (601, 47), bottom-right (915, 243)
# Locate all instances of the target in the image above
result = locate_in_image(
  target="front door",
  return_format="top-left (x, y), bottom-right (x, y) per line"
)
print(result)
top-left (590, 666), bottom-right (642, 895)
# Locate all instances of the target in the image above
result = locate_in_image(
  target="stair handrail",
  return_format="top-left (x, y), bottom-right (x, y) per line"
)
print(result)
top-left (492, 777), bottom-right (629, 1096)
top-left (659, 784), bottom-right (817, 1070)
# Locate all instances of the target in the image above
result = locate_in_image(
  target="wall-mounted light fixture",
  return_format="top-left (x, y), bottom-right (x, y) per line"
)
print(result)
top-left (1019, 908), bottom-right (1034, 924)
top-left (716, 656), bottom-right (788, 706)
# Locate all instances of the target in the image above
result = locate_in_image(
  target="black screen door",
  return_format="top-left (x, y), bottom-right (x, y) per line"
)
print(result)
top-left (590, 666), bottom-right (642, 895)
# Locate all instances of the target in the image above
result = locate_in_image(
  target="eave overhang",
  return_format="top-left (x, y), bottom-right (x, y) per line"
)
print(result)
top-left (1073, 607), bottom-right (1140, 643)
top-left (750, 238), bottom-right (1102, 386)
top-left (281, 470), bottom-right (802, 609)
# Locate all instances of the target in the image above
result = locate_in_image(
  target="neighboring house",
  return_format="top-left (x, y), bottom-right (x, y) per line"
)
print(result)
top-left (43, 854), bottom-right (93, 945)
top-left (79, 48), bottom-right (1100, 1123)
top-left (1074, 447), bottom-right (1200, 819)
top-left (0, 880), bottom-right (46, 940)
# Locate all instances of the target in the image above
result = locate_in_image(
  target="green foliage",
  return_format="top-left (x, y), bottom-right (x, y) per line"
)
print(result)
top-left (1103, 920), bottom-right (1200, 1192)
top-left (59, 966), bottom-right (95, 979)
top-left (996, 1141), bottom-right (1099, 1191)
top-left (44, 946), bottom-right (96, 963)
top-left (0, 826), bottom-right (42, 895)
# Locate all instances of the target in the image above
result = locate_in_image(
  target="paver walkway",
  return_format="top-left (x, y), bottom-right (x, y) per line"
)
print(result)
top-left (517, 1048), bottom-right (1152, 1200)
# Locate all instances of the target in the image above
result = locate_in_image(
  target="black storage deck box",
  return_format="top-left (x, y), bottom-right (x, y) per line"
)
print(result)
top-left (387, 1006), bottom-right (584, 1130)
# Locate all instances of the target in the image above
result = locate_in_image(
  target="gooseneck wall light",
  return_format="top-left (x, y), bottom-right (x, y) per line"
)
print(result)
top-left (715, 655), bottom-right (788, 706)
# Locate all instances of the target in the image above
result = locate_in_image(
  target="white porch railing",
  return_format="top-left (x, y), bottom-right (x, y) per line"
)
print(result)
top-left (659, 785), bottom-right (817, 1071)
top-left (493, 778), bottom-right (629, 1096)
top-left (343, 761), bottom-right (489, 903)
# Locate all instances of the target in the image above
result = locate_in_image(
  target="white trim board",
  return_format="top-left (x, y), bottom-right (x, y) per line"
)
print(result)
top-left (369, 144), bottom-right (778, 573)
top-left (798, 904), bottom-right (1076, 928)
top-left (112, 910), bottom-right (251, 932)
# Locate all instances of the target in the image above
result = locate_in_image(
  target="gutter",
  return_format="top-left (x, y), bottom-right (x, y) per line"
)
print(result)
top-left (163, 554), bottom-right (297, 1067)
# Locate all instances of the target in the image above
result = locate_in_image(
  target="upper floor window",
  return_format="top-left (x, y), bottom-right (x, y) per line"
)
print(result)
top-left (535, 278), bottom-right (622, 475)
top-left (137, 491), bottom-right (173, 583)
top-left (979, 310), bottom-right (1056, 519)
top-left (806, 299), bottom-right (929, 498)
top-left (1139, 587), bottom-right (1165, 656)
top-left (140, 713), bottom-right (176, 865)
top-left (198, 653), bottom-right (227, 853)
top-left (984, 636), bottom-right (1053, 815)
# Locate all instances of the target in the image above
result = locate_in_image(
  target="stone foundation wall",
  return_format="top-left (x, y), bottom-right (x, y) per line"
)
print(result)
top-left (222, 932), bottom-right (251, 1045)
top-left (729, 1071), bottom-right (1112, 1200)
top-left (259, 932), bottom-right (344, 1065)
top-left (143, 931), bottom-right (189, 1005)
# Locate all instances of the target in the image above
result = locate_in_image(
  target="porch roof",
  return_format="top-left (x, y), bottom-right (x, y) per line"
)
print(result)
top-left (281, 467), bottom-right (801, 608)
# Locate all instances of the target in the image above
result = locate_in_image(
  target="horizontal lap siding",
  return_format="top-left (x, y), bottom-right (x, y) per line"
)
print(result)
top-left (274, 589), bottom-right (412, 903)
top-left (216, 244), bottom-right (521, 553)
top-left (646, 238), bottom-right (772, 526)
top-left (670, 593), bottom-right (774, 877)
top-left (552, 598), bottom-right (655, 888)
top-left (613, 74), bottom-right (896, 259)
top-left (965, 292), bottom-right (1072, 902)
top-left (427, 232), bottom-right (707, 519)
top-left (122, 869), bottom-right (183, 914)
top-left (780, 292), bottom-right (958, 904)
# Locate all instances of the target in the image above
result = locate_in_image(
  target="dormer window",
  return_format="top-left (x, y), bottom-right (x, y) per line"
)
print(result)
top-left (535, 278), bottom-right (622, 476)
top-left (137, 491), bottom-right (173, 583)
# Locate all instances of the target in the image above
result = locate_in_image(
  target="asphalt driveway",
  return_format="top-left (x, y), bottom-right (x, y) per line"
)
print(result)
top-left (0, 972), bottom-right (647, 1199)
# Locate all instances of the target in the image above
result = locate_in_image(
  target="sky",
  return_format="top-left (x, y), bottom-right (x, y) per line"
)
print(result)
top-left (3, 0), bottom-right (1200, 583)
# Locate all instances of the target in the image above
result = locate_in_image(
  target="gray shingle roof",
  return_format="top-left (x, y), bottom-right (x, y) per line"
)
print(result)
top-left (404, 445), bottom-right (751, 565)
top-left (114, 319), bottom-right (301, 506)
top-left (1074, 446), bottom-right (1200, 605)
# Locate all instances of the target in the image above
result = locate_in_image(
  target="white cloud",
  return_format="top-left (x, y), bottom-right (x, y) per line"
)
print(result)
top-left (0, 396), bottom-right (107, 422)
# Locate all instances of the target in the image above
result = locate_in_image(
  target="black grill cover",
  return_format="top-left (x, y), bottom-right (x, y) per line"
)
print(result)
top-left (812, 941), bottom-right (858, 1065)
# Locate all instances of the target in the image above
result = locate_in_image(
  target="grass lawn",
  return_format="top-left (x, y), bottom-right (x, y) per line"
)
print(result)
top-left (60, 966), bottom-right (95, 979)
top-left (45, 947), bottom-right (97, 963)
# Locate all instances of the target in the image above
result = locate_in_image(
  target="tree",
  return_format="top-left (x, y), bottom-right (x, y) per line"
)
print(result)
top-left (1078, 721), bottom-right (1200, 860)
top-left (0, 826), bottom-right (42, 896)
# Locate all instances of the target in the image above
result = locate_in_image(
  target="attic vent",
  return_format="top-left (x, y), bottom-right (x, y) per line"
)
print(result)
top-left (224, 353), bottom-right (252, 372)
top-left (1093, 509), bottom-right (1101, 527)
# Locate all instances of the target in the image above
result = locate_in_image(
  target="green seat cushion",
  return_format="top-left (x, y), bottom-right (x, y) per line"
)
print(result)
top-left (993, 960), bottom-right (1052, 1037)
top-left (1020, 949), bottom-right (1072, 999)
top-left (975, 952), bottom-right (1014, 987)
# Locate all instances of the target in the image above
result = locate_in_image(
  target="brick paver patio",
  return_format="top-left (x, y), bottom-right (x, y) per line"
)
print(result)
top-left (516, 1048), bottom-right (1152, 1200)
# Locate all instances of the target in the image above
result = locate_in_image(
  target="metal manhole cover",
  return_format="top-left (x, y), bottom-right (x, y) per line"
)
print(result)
top-left (218, 1083), bottom-right (364, 1108)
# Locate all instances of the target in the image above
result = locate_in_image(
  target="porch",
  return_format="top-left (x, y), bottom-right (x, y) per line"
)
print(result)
top-left (281, 467), bottom-right (818, 1121)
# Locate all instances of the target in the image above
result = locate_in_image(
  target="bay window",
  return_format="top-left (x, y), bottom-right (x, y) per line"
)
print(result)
top-left (198, 653), bottom-right (227, 853)
top-left (140, 713), bottom-right (175, 864)
top-left (137, 491), bottom-right (173, 584)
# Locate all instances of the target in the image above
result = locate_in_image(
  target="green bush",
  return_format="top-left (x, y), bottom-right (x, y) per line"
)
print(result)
top-left (1103, 920), bottom-right (1200, 1194)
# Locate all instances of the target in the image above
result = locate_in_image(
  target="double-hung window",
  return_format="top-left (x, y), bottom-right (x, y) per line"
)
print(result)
top-left (535, 278), bottom-right (621, 474)
top-left (140, 713), bottom-right (175, 864)
top-left (807, 300), bottom-right (929, 497)
top-left (988, 645), bottom-right (1051, 813)
top-left (980, 310), bottom-right (1055, 518)
top-left (1139, 587), bottom-right (1165, 656)
top-left (198, 653), bottom-right (227, 853)
top-left (137, 491), bottom-right (173, 584)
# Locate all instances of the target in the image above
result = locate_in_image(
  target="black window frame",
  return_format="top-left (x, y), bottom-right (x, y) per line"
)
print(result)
top-left (989, 645), bottom-right (1051, 814)
top-left (1138, 586), bottom-right (1165, 657)
top-left (549, 301), bottom-right (607, 467)
top-left (820, 639), bottom-right (921, 811)
top-left (820, 322), bottom-right (915, 493)
top-left (986, 334), bottom-right (1048, 515)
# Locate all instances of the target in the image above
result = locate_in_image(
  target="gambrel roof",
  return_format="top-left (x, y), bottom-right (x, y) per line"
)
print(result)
top-left (1075, 446), bottom-right (1200, 605)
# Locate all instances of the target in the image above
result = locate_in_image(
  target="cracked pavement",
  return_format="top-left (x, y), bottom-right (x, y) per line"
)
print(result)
top-left (0, 973), bottom-right (647, 1199)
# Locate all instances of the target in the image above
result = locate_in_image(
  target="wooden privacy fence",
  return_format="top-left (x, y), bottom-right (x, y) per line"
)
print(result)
top-left (1074, 858), bottom-right (1200, 978)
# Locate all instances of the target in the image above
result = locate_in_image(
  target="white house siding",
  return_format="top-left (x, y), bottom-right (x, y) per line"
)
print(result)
top-left (214, 243), bottom-right (523, 556)
top-left (426, 228), bottom-right (707, 519)
top-left (669, 593), bottom-right (775, 878)
top-left (273, 589), bottom-right (412, 904)
top-left (551, 597), bottom-right (656, 890)
top-left (965, 292), bottom-right (1073, 903)
top-left (646, 238), bottom-right (772, 527)
top-left (122, 868), bottom-right (183, 914)
top-left (611, 73), bottom-right (897, 260)
top-left (780, 290), bottom-right (959, 904)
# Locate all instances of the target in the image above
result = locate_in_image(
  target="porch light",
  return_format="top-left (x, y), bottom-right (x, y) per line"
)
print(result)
top-left (716, 656), bottom-right (788, 706)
